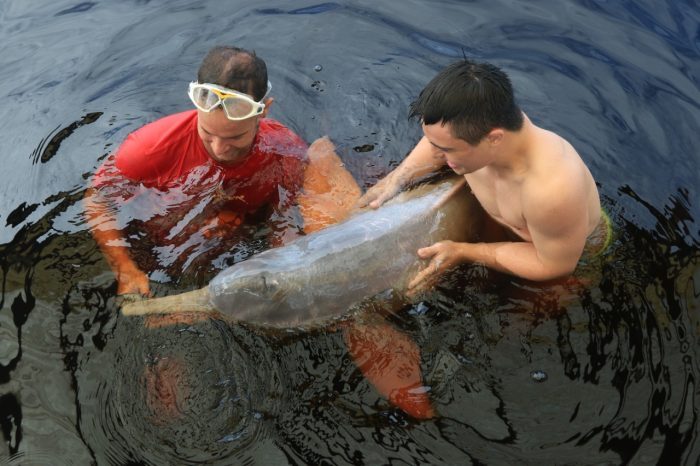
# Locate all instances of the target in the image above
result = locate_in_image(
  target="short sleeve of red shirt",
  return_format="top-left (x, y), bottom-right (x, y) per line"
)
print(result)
top-left (113, 110), bottom-right (207, 187)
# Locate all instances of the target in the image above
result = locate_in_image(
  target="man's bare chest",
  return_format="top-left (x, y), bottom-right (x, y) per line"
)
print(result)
top-left (465, 174), bottom-right (531, 240)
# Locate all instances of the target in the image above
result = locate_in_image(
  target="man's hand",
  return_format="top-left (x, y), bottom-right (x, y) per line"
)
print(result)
top-left (356, 171), bottom-right (405, 209)
top-left (407, 240), bottom-right (464, 293)
top-left (202, 210), bottom-right (243, 240)
top-left (116, 264), bottom-right (151, 296)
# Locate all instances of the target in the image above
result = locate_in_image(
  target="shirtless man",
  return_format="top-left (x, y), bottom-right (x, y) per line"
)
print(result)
top-left (359, 59), bottom-right (602, 289)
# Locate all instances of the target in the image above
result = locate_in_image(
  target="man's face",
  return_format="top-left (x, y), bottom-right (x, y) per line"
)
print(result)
top-left (196, 108), bottom-right (262, 165)
top-left (422, 122), bottom-right (493, 175)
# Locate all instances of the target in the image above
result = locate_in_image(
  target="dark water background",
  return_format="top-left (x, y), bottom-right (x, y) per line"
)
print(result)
top-left (0, 0), bottom-right (698, 464)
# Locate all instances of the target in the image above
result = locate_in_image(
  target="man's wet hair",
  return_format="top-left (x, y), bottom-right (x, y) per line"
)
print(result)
top-left (409, 59), bottom-right (523, 145)
top-left (197, 46), bottom-right (268, 101)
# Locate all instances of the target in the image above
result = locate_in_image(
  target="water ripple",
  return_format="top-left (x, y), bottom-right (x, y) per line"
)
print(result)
top-left (0, 0), bottom-right (698, 464)
top-left (55, 2), bottom-right (97, 16)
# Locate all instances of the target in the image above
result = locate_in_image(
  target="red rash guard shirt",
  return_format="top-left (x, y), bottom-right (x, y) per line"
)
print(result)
top-left (91, 110), bottom-right (308, 276)
top-left (109, 110), bottom-right (307, 209)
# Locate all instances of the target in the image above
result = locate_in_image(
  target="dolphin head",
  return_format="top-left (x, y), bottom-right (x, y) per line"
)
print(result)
top-left (207, 250), bottom-right (304, 323)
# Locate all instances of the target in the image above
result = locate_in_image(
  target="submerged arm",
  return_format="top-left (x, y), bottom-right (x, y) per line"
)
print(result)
top-left (83, 184), bottom-right (150, 296)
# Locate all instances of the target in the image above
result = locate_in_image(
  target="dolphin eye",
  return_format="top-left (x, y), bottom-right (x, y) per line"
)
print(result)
top-left (262, 275), bottom-right (279, 294)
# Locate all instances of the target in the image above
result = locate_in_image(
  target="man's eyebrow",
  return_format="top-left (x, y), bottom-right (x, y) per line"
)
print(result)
top-left (201, 125), bottom-right (247, 139)
top-left (428, 140), bottom-right (452, 152)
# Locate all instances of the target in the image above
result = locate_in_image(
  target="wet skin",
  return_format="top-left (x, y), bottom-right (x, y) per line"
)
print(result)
top-left (195, 97), bottom-right (273, 166)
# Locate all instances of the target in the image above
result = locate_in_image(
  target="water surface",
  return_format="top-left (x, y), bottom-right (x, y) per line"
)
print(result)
top-left (0, 0), bottom-right (698, 464)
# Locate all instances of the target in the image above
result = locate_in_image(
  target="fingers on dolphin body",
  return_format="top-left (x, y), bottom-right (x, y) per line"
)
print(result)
top-left (356, 190), bottom-right (378, 208)
top-left (360, 187), bottom-right (395, 210)
top-left (356, 175), bottom-right (398, 209)
top-left (407, 264), bottom-right (434, 291)
top-left (408, 244), bottom-right (440, 290)
top-left (118, 279), bottom-right (151, 298)
top-left (417, 245), bottom-right (437, 260)
top-left (372, 189), bottom-right (397, 208)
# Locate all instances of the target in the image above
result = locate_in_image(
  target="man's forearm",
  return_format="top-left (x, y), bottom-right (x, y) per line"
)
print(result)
top-left (92, 227), bottom-right (139, 274)
top-left (393, 136), bottom-right (445, 183)
top-left (84, 189), bottom-right (142, 279)
top-left (456, 241), bottom-right (576, 281)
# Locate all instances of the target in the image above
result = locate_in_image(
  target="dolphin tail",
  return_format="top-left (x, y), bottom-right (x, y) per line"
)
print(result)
top-left (343, 319), bottom-right (436, 420)
top-left (120, 287), bottom-right (215, 316)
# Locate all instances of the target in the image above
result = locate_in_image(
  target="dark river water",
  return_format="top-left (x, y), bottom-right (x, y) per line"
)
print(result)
top-left (1, 0), bottom-right (698, 464)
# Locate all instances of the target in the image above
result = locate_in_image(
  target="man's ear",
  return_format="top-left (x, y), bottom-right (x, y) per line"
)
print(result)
top-left (486, 129), bottom-right (504, 145)
top-left (261, 97), bottom-right (274, 117)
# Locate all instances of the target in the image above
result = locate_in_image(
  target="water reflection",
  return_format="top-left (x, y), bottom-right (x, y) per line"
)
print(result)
top-left (0, 0), bottom-right (698, 464)
top-left (72, 305), bottom-right (284, 464)
top-left (417, 188), bottom-right (699, 464)
top-left (31, 112), bottom-right (103, 164)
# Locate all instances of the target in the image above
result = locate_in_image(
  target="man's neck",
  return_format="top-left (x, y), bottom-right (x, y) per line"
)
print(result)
top-left (489, 115), bottom-right (536, 179)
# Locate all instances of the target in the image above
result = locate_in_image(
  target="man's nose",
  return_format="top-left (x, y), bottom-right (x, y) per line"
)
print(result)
top-left (431, 147), bottom-right (445, 160)
top-left (211, 137), bottom-right (230, 155)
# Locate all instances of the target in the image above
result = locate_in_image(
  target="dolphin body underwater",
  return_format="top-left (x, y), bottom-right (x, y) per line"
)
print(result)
top-left (122, 175), bottom-right (482, 324)
top-left (122, 169), bottom-right (483, 419)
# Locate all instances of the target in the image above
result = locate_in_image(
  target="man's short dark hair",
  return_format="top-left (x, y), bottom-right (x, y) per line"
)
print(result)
top-left (197, 46), bottom-right (268, 101)
top-left (409, 59), bottom-right (523, 145)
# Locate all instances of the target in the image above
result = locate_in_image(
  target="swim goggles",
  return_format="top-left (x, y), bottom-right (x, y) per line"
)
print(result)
top-left (187, 81), bottom-right (271, 120)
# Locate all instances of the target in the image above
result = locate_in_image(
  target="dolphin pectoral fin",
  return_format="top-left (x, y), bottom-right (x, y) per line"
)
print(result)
top-left (343, 319), bottom-right (435, 420)
top-left (121, 287), bottom-right (215, 316)
top-left (299, 136), bottom-right (362, 234)
top-left (143, 356), bottom-right (188, 424)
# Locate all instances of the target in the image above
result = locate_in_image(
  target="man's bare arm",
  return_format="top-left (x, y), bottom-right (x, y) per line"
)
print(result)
top-left (83, 187), bottom-right (150, 296)
top-left (409, 184), bottom-right (592, 286)
top-left (408, 233), bottom-right (583, 290)
top-left (357, 136), bottom-right (445, 209)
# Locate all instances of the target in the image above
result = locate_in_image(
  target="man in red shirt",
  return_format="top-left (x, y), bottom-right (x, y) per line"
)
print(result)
top-left (85, 46), bottom-right (346, 296)
top-left (84, 46), bottom-right (434, 421)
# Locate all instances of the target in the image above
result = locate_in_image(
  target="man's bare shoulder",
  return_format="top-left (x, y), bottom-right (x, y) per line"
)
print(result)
top-left (532, 128), bottom-right (578, 164)
top-left (523, 129), bottom-right (600, 234)
top-left (524, 132), bottom-right (591, 213)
